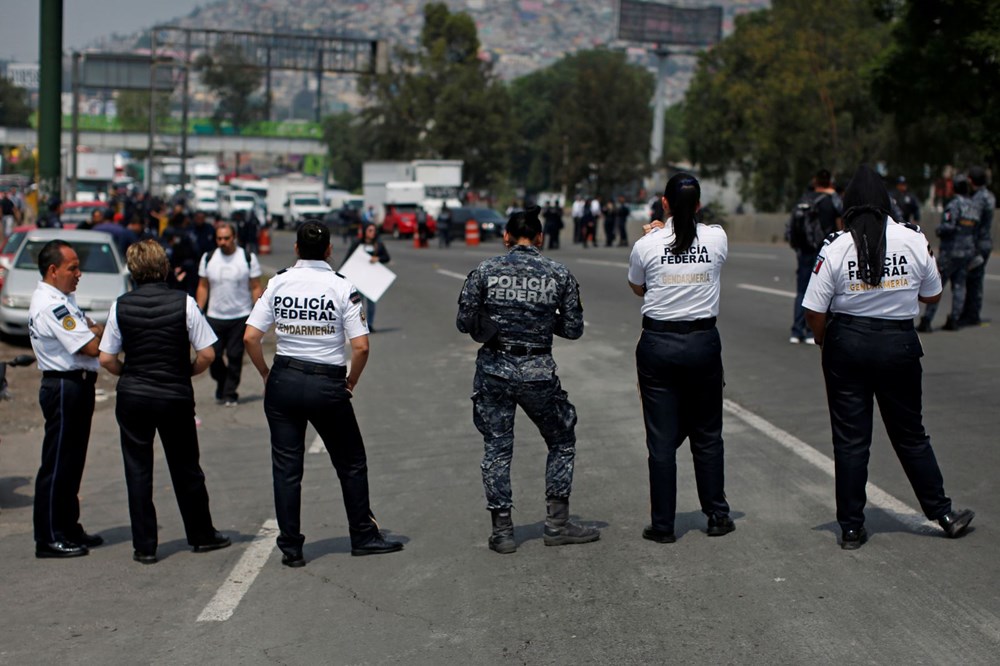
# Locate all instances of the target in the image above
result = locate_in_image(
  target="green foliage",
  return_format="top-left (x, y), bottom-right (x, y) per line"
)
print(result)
top-left (661, 104), bottom-right (687, 166)
top-left (0, 78), bottom-right (31, 128)
top-left (195, 43), bottom-right (265, 132)
top-left (684, 0), bottom-right (895, 210)
top-left (871, 0), bottom-right (1000, 171)
top-left (115, 90), bottom-right (170, 132)
top-left (509, 49), bottom-right (654, 198)
top-left (322, 111), bottom-right (366, 191)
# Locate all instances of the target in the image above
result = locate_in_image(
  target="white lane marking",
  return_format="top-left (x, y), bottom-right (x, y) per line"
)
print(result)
top-left (308, 434), bottom-right (324, 454)
top-left (723, 399), bottom-right (938, 534)
top-left (197, 519), bottom-right (280, 622)
top-left (737, 283), bottom-right (796, 298)
top-left (986, 275), bottom-right (1000, 282)
top-left (437, 269), bottom-right (468, 280)
top-left (577, 258), bottom-right (630, 269)
top-left (730, 252), bottom-right (779, 260)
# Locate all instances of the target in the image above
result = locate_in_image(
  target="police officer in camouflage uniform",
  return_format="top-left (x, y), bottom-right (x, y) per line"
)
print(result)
top-left (960, 167), bottom-right (994, 326)
top-left (918, 175), bottom-right (982, 332)
top-left (457, 207), bottom-right (599, 554)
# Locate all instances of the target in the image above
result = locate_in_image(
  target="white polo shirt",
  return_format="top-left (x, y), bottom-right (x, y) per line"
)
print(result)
top-left (245, 259), bottom-right (368, 366)
top-left (628, 219), bottom-right (728, 321)
top-left (803, 219), bottom-right (942, 319)
top-left (198, 247), bottom-right (262, 320)
top-left (99, 296), bottom-right (217, 354)
top-left (27, 282), bottom-right (100, 372)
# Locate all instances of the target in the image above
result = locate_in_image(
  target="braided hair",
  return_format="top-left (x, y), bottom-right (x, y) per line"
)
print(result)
top-left (841, 165), bottom-right (889, 287)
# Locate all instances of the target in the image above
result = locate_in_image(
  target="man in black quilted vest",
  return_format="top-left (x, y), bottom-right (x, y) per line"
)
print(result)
top-left (99, 240), bottom-right (231, 564)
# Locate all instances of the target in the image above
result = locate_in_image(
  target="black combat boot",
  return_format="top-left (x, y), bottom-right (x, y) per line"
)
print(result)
top-left (916, 317), bottom-right (932, 333)
top-left (942, 316), bottom-right (960, 331)
top-left (543, 497), bottom-right (600, 546)
top-left (489, 508), bottom-right (516, 554)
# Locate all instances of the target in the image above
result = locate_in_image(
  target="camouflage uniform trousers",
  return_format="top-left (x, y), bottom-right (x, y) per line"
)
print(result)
top-left (472, 365), bottom-right (578, 509)
top-left (924, 250), bottom-right (973, 322)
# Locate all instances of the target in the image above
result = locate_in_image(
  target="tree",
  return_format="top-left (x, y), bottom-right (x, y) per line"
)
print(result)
top-left (871, 0), bottom-right (1000, 171)
top-left (115, 90), bottom-right (170, 132)
top-left (0, 78), bottom-right (31, 127)
top-left (195, 43), bottom-right (265, 133)
top-left (322, 111), bottom-right (366, 191)
top-left (684, 1), bottom-right (894, 210)
top-left (509, 49), bottom-right (654, 198)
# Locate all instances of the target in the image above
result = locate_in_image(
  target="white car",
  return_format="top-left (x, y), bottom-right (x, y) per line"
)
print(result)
top-left (218, 190), bottom-right (261, 221)
top-left (194, 191), bottom-right (219, 216)
top-left (0, 229), bottom-right (130, 337)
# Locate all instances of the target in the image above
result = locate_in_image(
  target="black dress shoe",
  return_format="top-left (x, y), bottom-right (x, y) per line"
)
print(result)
top-left (36, 541), bottom-right (89, 558)
top-left (642, 526), bottom-right (676, 543)
top-left (133, 550), bottom-right (157, 564)
top-left (841, 527), bottom-right (868, 550)
top-left (707, 515), bottom-right (736, 537)
top-left (351, 533), bottom-right (403, 556)
top-left (938, 509), bottom-right (975, 538)
top-left (192, 531), bottom-right (232, 553)
top-left (281, 552), bottom-right (305, 568)
top-left (70, 531), bottom-right (104, 548)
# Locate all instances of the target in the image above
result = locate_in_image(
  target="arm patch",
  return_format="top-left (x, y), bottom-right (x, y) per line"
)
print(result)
top-left (52, 305), bottom-right (70, 320)
top-left (349, 290), bottom-right (363, 304)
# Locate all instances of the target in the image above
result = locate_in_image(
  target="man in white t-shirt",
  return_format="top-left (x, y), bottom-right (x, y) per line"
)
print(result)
top-left (196, 222), bottom-right (263, 406)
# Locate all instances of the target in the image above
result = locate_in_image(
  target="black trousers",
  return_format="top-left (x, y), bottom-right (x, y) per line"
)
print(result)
top-left (116, 392), bottom-right (217, 553)
top-left (208, 315), bottom-right (247, 402)
top-left (821, 317), bottom-right (952, 530)
top-left (636, 327), bottom-right (729, 532)
top-left (34, 373), bottom-right (96, 544)
top-left (264, 358), bottom-right (377, 555)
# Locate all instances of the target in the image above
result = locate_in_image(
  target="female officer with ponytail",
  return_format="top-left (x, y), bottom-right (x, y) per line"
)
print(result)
top-left (628, 173), bottom-right (734, 544)
top-left (803, 164), bottom-right (975, 550)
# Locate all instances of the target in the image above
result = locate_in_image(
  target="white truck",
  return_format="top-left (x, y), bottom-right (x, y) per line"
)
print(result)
top-left (266, 174), bottom-right (326, 229)
top-left (71, 152), bottom-right (116, 201)
top-left (363, 160), bottom-right (463, 225)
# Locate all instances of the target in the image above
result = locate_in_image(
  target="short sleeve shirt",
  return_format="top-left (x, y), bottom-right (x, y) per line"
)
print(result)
top-left (245, 259), bottom-right (367, 366)
top-left (628, 219), bottom-right (728, 320)
top-left (198, 247), bottom-right (262, 319)
top-left (99, 295), bottom-right (217, 354)
top-left (27, 282), bottom-right (100, 372)
top-left (802, 218), bottom-right (942, 319)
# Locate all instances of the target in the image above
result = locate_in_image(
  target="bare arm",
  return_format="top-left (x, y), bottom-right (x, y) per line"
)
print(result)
top-left (249, 277), bottom-right (263, 304)
top-left (76, 329), bottom-right (103, 358)
top-left (918, 293), bottom-right (941, 304)
top-left (192, 345), bottom-right (215, 376)
top-left (346, 335), bottom-right (369, 391)
top-left (628, 281), bottom-right (646, 297)
top-left (243, 324), bottom-right (269, 382)
top-left (99, 351), bottom-right (123, 376)
top-left (805, 309), bottom-right (828, 346)
top-left (196, 278), bottom-right (210, 312)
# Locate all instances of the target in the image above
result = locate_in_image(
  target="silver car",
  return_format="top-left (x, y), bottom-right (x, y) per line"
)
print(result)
top-left (0, 229), bottom-right (130, 337)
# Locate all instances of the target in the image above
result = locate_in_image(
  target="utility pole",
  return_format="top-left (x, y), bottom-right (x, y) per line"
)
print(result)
top-left (649, 47), bottom-right (670, 170)
top-left (38, 0), bottom-right (63, 205)
top-left (70, 52), bottom-right (80, 201)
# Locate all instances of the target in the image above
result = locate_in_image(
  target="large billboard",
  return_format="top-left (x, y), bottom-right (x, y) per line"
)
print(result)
top-left (618, 1), bottom-right (723, 47)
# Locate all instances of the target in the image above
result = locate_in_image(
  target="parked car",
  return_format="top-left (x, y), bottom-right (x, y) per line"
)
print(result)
top-left (0, 225), bottom-right (34, 290)
top-left (0, 229), bottom-right (130, 337)
top-left (381, 205), bottom-right (438, 238)
top-left (218, 190), bottom-right (261, 221)
top-left (448, 207), bottom-right (507, 239)
top-left (61, 201), bottom-right (107, 227)
top-left (194, 191), bottom-right (219, 217)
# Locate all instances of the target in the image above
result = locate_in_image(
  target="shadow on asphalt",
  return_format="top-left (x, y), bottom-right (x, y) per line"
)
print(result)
top-left (810, 507), bottom-right (970, 542)
top-left (0, 475), bottom-right (33, 509)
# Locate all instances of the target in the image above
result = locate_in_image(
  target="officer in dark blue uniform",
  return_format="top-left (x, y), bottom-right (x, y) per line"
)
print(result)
top-left (457, 207), bottom-right (599, 554)
top-left (961, 166), bottom-right (995, 326)
top-left (804, 165), bottom-right (974, 549)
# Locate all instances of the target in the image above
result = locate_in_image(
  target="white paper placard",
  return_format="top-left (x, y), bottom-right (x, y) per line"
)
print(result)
top-left (338, 247), bottom-right (397, 302)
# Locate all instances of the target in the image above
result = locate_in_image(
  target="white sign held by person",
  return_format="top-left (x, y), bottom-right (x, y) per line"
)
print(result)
top-left (339, 247), bottom-right (396, 303)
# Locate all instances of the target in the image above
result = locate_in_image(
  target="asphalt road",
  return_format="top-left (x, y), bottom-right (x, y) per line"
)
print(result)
top-left (1, 229), bottom-right (998, 664)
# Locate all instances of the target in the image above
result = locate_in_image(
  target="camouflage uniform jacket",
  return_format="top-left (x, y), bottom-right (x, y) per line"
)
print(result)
top-left (937, 195), bottom-right (981, 257)
top-left (457, 245), bottom-right (583, 380)
top-left (972, 187), bottom-right (995, 253)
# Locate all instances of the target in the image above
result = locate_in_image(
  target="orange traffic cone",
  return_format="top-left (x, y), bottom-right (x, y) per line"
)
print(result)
top-left (258, 226), bottom-right (272, 255)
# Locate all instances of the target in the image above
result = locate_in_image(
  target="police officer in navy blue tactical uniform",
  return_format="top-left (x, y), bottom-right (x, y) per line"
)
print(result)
top-left (628, 173), bottom-right (735, 543)
top-left (244, 222), bottom-right (402, 567)
top-left (457, 207), bottom-right (599, 554)
top-left (99, 240), bottom-right (231, 564)
top-left (27, 241), bottom-right (105, 558)
top-left (960, 167), bottom-right (994, 326)
top-left (890, 176), bottom-right (921, 224)
top-left (803, 165), bottom-right (974, 550)
top-left (917, 175), bottom-right (982, 332)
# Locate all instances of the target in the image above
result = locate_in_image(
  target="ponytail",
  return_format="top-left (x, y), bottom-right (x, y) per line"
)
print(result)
top-left (664, 172), bottom-right (701, 254)
top-left (841, 165), bottom-right (890, 288)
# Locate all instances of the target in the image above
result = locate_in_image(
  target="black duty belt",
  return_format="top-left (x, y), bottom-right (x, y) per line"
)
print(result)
top-left (832, 314), bottom-right (914, 330)
top-left (642, 316), bottom-right (717, 333)
top-left (488, 343), bottom-right (552, 357)
top-left (273, 355), bottom-right (347, 378)
top-left (42, 369), bottom-right (98, 382)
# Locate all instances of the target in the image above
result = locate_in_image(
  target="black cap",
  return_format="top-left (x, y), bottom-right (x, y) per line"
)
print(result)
top-left (896, 175), bottom-right (907, 184)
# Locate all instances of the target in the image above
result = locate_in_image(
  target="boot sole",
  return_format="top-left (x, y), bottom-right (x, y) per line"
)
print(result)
top-left (489, 541), bottom-right (517, 554)
top-left (544, 533), bottom-right (600, 546)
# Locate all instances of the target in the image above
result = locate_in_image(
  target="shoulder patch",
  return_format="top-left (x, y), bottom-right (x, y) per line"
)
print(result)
top-left (276, 268), bottom-right (288, 275)
top-left (52, 305), bottom-right (70, 320)
top-left (349, 290), bottom-right (363, 304)
top-left (821, 230), bottom-right (845, 246)
top-left (62, 316), bottom-right (77, 331)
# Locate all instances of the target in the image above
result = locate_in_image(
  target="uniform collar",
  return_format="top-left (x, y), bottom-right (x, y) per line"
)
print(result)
top-left (36, 281), bottom-right (71, 300)
top-left (508, 245), bottom-right (540, 256)
top-left (293, 259), bottom-right (333, 270)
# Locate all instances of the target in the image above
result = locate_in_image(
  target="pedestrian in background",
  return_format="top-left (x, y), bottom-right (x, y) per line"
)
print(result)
top-left (28, 240), bottom-right (105, 558)
top-left (457, 206), bottom-right (599, 554)
top-left (803, 164), bottom-right (974, 549)
top-left (627, 173), bottom-right (734, 544)
top-left (343, 222), bottom-right (390, 332)
top-left (438, 204), bottom-right (453, 248)
top-left (244, 222), bottom-right (403, 567)
top-left (196, 222), bottom-right (263, 406)
top-left (960, 166), bottom-right (994, 326)
top-left (99, 240), bottom-right (231, 564)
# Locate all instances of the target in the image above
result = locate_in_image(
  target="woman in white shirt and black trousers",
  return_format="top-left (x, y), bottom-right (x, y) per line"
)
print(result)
top-left (628, 173), bottom-right (735, 544)
top-left (803, 164), bottom-right (975, 550)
